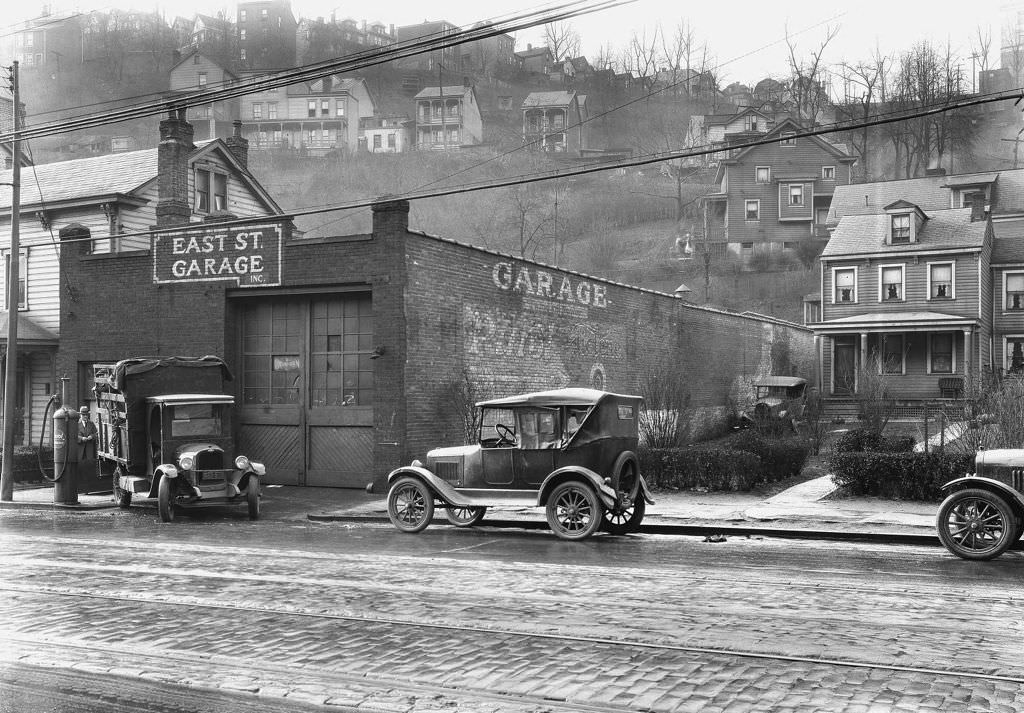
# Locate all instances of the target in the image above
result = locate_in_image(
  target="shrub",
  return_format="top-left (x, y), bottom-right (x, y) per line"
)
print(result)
top-left (713, 431), bottom-right (811, 483)
top-left (0, 446), bottom-right (53, 482)
top-left (640, 447), bottom-right (761, 491)
top-left (828, 451), bottom-right (973, 501)
top-left (833, 429), bottom-right (915, 454)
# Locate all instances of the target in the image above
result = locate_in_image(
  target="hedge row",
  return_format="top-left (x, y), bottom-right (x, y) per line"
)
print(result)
top-left (0, 447), bottom-right (53, 482)
top-left (640, 434), bottom-right (810, 492)
top-left (832, 429), bottom-right (916, 454)
top-left (828, 451), bottom-right (973, 501)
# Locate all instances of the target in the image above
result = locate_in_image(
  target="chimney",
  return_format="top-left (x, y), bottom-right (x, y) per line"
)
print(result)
top-left (968, 192), bottom-right (987, 222)
top-left (156, 108), bottom-right (194, 227)
top-left (925, 157), bottom-right (945, 177)
top-left (463, 75), bottom-right (470, 88)
top-left (225, 120), bottom-right (249, 169)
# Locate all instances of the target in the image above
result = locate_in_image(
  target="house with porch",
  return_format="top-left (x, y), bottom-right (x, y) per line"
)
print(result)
top-left (413, 84), bottom-right (483, 149)
top-left (521, 91), bottom-right (586, 154)
top-left (812, 196), bottom-right (992, 418)
top-left (0, 113), bottom-right (284, 450)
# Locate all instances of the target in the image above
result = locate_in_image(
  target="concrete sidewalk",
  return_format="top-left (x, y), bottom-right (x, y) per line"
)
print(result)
top-left (2, 475), bottom-right (939, 537)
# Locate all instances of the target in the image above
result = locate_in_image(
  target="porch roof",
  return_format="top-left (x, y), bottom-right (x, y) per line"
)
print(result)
top-left (0, 312), bottom-right (58, 346)
top-left (812, 311), bottom-right (977, 334)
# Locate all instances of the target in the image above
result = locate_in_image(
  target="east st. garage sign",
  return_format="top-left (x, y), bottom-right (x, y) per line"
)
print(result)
top-left (152, 223), bottom-right (283, 287)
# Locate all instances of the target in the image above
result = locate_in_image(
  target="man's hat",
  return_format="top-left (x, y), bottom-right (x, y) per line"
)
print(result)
top-left (79, 406), bottom-right (89, 414)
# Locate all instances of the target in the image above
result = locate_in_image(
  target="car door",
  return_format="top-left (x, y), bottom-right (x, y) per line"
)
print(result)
top-left (512, 409), bottom-right (557, 487)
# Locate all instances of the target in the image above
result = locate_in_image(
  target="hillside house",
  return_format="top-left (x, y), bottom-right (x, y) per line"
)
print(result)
top-left (701, 118), bottom-right (856, 264)
top-left (167, 50), bottom-right (240, 141)
top-left (238, 74), bottom-right (375, 155)
top-left (413, 84), bottom-right (483, 149)
top-left (521, 91), bottom-right (586, 154)
top-left (236, 0), bottom-right (297, 69)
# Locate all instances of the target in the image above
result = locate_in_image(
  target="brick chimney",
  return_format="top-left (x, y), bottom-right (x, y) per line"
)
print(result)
top-left (156, 108), bottom-right (194, 227)
top-left (225, 120), bottom-right (249, 169)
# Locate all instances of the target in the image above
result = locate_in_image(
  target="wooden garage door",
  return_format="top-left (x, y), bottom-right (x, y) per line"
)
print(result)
top-left (236, 294), bottom-right (374, 487)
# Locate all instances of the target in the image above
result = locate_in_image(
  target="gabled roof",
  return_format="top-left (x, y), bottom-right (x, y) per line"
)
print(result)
top-left (822, 208), bottom-right (986, 257)
top-left (170, 49), bottom-right (237, 78)
top-left (515, 46), bottom-right (553, 59)
top-left (0, 140), bottom-right (282, 214)
top-left (726, 117), bottom-right (855, 166)
top-left (522, 91), bottom-right (577, 108)
top-left (829, 169), bottom-right (1024, 222)
top-left (704, 107), bottom-right (771, 125)
top-left (414, 85), bottom-right (474, 99)
top-left (992, 217), bottom-right (1024, 263)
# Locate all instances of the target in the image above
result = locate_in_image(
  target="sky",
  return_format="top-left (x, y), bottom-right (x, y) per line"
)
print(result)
top-left (10, 0), bottom-right (1007, 85)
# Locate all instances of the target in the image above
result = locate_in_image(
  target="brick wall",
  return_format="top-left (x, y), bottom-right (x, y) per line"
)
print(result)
top-left (58, 199), bottom-right (813, 491)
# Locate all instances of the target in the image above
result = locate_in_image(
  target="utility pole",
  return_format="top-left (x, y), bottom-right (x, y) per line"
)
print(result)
top-left (439, 63), bottom-right (446, 151)
top-left (1, 61), bottom-right (21, 501)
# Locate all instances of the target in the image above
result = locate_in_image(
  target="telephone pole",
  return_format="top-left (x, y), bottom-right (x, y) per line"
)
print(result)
top-left (1, 61), bottom-right (21, 501)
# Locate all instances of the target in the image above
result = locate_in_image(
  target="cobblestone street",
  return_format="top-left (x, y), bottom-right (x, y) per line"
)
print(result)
top-left (2, 511), bottom-right (1024, 711)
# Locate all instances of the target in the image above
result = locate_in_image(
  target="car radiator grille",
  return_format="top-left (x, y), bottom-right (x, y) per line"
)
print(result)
top-left (433, 461), bottom-right (462, 486)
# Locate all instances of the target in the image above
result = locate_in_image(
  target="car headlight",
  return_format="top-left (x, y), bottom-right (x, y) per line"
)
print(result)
top-left (235, 455), bottom-right (252, 471)
top-left (411, 459), bottom-right (424, 468)
top-left (178, 455), bottom-right (195, 471)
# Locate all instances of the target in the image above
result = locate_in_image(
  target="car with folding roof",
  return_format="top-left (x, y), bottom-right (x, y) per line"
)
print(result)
top-left (385, 388), bottom-right (653, 540)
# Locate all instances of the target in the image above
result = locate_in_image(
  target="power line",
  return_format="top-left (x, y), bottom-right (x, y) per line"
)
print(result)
top-left (43, 87), bottom-right (1024, 247)
top-left (0, 0), bottom-right (631, 143)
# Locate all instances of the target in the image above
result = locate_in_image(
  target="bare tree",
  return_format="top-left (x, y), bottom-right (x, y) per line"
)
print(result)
top-left (854, 352), bottom-right (896, 435)
top-left (637, 359), bottom-right (691, 447)
top-left (838, 47), bottom-right (891, 181)
top-left (785, 23), bottom-right (840, 129)
top-left (543, 21), bottom-right (580, 62)
top-left (627, 27), bottom-right (661, 95)
top-left (969, 25), bottom-right (992, 89)
top-left (440, 368), bottom-right (483, 444)
top-left (1002, 20), bottom-right (1024, 87)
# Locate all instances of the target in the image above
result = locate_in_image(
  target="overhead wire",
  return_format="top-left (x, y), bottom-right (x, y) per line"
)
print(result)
top-left (0, 0), bottom-right (633, 143)
top-left (43, 86), bottom-right (1024, 247)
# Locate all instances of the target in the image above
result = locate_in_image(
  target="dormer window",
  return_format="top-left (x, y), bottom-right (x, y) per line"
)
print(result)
top-left (891, 214), bottom-right (911, 243)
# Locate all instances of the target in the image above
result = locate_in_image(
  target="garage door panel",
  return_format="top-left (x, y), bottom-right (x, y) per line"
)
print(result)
top-left (308, 426), bottom-right (373, 488)
top-left (240, 424), bottom-right (302, 486)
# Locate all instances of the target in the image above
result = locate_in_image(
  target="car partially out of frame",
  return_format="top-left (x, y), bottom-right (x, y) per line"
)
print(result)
top-left (385, 388), bottom-right (654, 540)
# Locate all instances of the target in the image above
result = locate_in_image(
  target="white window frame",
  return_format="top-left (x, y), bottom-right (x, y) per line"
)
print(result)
top-left (878, 334), bottom-right (906, 375)
top-left (878, 263), bottom-right (905, 302)
top-left (1004, 271), bottom-right (1024, 311)
top-left (927, 333), bottom-right (956, 375)
top-left (890, 213), bottom-right (911, 244)
top-left (194, 167), bottom-right (228, 213)
top-left (779, 131), bottom-right (795, 146)
top-left (1005, 335), bottom-right (1024, 373)
top-left (755, 166), bottom-right (771, 184)
top-left (927, 261), bottom-right (955, 300)
top-left (788, 184), bottom-right (804, 206)
top-left (197, 72), bottom-right (207, 87)
top-left (822, 166), bottom-right (835, 180)
top-left (744, 199), bottom-right (760, 221)
top-left (2, 250), bottom-right (27, 311)
top-left (832, 266), bottom-right (858, 304)
top-left (251, 102), bottom-right (262, 120)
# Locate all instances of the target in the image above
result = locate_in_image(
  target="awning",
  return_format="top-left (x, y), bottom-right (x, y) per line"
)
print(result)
top-left (0, 311), bottom-right (58, 347)
top-left (811, 311), bottom-right (977, 334)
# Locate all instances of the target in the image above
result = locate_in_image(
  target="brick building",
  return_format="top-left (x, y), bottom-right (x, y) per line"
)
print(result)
top-left (57, 185), bottom-right (813, 490)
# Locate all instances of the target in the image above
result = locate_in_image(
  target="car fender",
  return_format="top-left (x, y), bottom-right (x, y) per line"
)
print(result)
top-left (386, 466), bottom-right (469, 506)
top-left (637, 474), bottom-right (655, 505)
top-left (536, 466), bottom-right (617, 509)
top-left (145, 464), bottom-right (179, 499)
top-left (941, 476), bottom-right (1024, 511)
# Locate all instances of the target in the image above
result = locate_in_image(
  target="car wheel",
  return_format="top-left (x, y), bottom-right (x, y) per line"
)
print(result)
top-left (602, 497), bottom-right (646, 535)
top-left (937, 488), bottom-right (1016, 560)
top-left (247, 475), bottom-right (260, 520)
top-left (157, 476), bottom-right (175, 523)
top-left (445, 505), bottom-right (486, 527)
top-left (112, 469), bottom-right (132, 509)
top-left (387, 476), bottom-right (434, 533)
top-left (546, 481), bottom-right (604, 540)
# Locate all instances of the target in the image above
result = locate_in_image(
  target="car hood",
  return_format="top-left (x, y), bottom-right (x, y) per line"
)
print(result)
top-left (175, 443), bottom-right (225, 458)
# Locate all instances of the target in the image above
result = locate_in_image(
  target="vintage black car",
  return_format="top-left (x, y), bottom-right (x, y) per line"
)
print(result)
top-left (740, 376), bottom-right (808, 428)
top-left (385, 388), bottom-right (654, 540)
top-left (95, 357), bottom-right (266, 522)
top-left (936, 449), bottom-right (1024, 560)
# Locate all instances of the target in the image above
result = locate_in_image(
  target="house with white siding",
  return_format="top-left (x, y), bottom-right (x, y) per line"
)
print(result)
top-left (0, 114), bottom-right (283, 448)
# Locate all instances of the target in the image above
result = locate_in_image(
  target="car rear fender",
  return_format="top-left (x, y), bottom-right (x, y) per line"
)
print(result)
top-left (941, 476), bottom-right (1024, 513)
top-left (637, 475), bottom-right (655, 505)
top-left (537, 466), bottom-right (617, 509)
top-left (386, 466), bottom-right (467, 506)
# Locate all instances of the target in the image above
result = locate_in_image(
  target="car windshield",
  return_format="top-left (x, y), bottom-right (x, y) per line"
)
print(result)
top-left (479, 406), bottom-right (563, 448)
top-left (169, 403), bottom-right (223, 438)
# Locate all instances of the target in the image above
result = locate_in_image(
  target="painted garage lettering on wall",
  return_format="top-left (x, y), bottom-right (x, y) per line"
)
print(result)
top-left (465, 307), bottom-right (556, 360)
top-left (491, 262), bottom-right (608, 308)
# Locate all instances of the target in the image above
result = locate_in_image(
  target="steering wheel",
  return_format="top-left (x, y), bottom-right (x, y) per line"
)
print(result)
top-left (494, 423), bottom-right (516, 446)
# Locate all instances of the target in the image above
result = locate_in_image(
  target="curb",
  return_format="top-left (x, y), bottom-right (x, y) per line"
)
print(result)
top-left (307, 511), bottom-right (949, 547)
top-left (0, 500), bottom-right (117, 511)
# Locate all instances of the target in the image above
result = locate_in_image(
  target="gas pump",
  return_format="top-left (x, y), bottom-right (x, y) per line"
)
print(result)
top-left (52, 376), bottom-right (78, 505)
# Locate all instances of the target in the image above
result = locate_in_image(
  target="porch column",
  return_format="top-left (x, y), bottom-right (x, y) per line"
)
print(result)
top-left (963, 328), bottom-right (973, 377)
top-left (814, 335), bottom-right (823, 391)
top-left (859, 332), bottom-right (868, 374)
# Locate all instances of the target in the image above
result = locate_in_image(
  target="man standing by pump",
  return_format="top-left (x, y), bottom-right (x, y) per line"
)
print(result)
top-left (76, 406), bottom-right (98, 485)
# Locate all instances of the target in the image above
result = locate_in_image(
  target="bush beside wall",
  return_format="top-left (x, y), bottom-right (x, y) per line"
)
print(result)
top-left (828, 452), bottom-right (973, 501)
top-left (0, 447), bottom-right (53, 483)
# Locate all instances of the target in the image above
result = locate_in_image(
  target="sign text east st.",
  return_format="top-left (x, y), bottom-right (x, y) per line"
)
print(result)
top-left (153, 224), bottom-right (283, 287)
